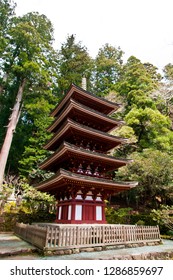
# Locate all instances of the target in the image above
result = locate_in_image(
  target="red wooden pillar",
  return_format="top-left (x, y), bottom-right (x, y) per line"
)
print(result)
top-left (71, 200), bottom-right (76, 222)
top-left (82, 203), bottom-right (86, 221)
top-left (102, 202), bottom-right (107, 223)
top-left (93, 202), bottom-right (96, 222)
top-left (56, 204), bottom-right (59, 220)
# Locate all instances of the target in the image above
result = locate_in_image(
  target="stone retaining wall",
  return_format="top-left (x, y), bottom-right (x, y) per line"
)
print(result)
top-left (44, 240), bottom-right (173, 259)
top-left (44, 240), bottom-right (163, 257)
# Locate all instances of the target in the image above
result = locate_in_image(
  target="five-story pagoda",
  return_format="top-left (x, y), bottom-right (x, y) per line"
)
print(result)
top-left (36, 84), bottom-right (137, 224)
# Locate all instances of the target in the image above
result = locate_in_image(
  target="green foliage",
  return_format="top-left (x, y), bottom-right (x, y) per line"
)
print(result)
top-left (150, 205), bottom-right (173, 234)
top-left (111, 125), bottom-right (138, 157)
top-left (17, 210), bottom-right (56, 224)
top-left (114, 56), bottom-right (160, 117)
top-left (0, 0), bottom-right (16, 54)
top-left (0, 2), bottom-right (59, 177)
top-left (111, 55), bottom-right (173, 152)
top-left (105, 206), bottom-right (158, 226)
top-left (0, 181), bottom-right (55, 230)
top-left (0, 213), bottom-right (17, 231)
top-left (0, 211), bottom-right (56, 232)
top-left (1, 176), bottom-right (55, 214)
top-left (0, 180), bottom-right (13, 213)
top-left (1, 178), bottom-right (56, 230)
top-left (127, 89), bottom-right (155, 110)
top-left (18, 107), bottom-right (54, 180)
top-left (143, 63), bottom-right (162, 82)
top-left (117, 149), bottom-right (173, 209)
top-left (112, 56), bottom-right (173, 211)
top-left (112, 125), bottom-right (137, 143)
top-left (167, 230), bottom-right (173, 236)
top-left (20, 182), bottom-right (55, 205)
top-left (135, 220), bottom-right (145, 226)
top-left (93, 44), bottom-right (123, 96)
top-left (115, 56), bottom-right (159, 97)
top-left (105, 206), bottom-right (132, 224)
top-left (125, 107), bottom-right (173, 150)
top-left (151, 206), bottom-right (173, 225)
top-left (130, 213), bottom-right (157, 226)
top-left (163, 63), bottom-right (173, 81)
top-left (57, 34), bottom-right (94, 93)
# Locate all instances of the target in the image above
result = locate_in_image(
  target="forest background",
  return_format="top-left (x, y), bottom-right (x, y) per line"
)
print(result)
top-left (0, 0), bottom-right (173, 231)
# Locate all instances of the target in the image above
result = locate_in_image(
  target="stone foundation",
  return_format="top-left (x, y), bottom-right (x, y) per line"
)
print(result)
top-left (44, 240), bottom-right (163, 257)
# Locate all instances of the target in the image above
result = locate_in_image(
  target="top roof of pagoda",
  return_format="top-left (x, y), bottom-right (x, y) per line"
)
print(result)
top-left (51, 84), bottom-right (120, 117)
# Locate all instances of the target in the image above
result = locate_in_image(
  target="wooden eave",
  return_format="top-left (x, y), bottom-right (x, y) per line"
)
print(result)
top-left (50, 84), bottom-right (120, 117)
top-left (36, 168), bottom-right (138, 193)
top-left (40, 141), bottom-right (132, 171)
top-left (44, 119), bottom-right (127, 151)
top-left (48, 98), bottom-right (124, 133)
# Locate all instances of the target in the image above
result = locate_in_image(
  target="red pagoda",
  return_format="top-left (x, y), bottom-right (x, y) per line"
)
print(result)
top-left (36, 84), bottom-right (137, 224)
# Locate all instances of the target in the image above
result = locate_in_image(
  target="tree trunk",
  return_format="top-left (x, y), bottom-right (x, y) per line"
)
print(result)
top-left (0, 78), bottom-right (26, 191)
top-left (0, 73), bottom-right (8, 95)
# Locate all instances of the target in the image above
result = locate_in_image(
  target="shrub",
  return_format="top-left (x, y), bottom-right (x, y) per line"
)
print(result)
top-left (105, 207), bottom-right (132, 224)
top-left (130, 213), bottom-right (157, 226)
top-left (0, 210), bottom-right (56, 232)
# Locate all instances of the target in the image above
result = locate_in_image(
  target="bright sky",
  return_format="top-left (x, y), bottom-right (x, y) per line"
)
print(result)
top-left (15, 0), bottom-right (173, 71)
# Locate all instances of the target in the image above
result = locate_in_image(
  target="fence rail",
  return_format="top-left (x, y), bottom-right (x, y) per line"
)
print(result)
top-left (14, 223), bottom-right (161, 251)
top-left (15, 223), bottom-right (47, 249)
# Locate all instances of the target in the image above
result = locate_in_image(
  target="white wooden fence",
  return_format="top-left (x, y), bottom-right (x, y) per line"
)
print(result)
top-left (15, 223), bottom-right (161, 251)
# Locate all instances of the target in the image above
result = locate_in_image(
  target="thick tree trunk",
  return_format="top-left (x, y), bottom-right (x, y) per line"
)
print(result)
top-left (0, 78), bottom-right (26, 191)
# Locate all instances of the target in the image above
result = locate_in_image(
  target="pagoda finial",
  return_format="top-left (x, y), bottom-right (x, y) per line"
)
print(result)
top-left (81, 77), bottom-right (87, 90)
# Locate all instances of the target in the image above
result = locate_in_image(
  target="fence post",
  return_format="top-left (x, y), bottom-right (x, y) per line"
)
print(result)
top-left (76, 226), bottom-right (80, 246)
top-left (157, 225), bottom-right (160, 239)
top-left (45, 226), bottom-right (49, 249)
top-left (141, 226), bottom-right (144, 240)
top-left (122, 226), bottom-right (126, 243)
top-left (58, 226), bottom-right (62, 247)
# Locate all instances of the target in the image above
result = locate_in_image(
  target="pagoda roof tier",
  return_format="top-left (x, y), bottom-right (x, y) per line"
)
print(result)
top-left (50, 84), bottom-right (120, 117)
top-left (44, 119), bottom-right (127, 152)
top-left (36, 168), bottom-right (137, 195)
top-left (40, 141), bottom-right (132, 172)
top-left (48, 98), bottom-right (124, 133)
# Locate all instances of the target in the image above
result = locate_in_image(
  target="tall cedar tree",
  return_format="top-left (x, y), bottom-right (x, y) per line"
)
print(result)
top-left (0, 2), bottom-right (58, 190)
top-left (93, 44), bottom-right (123, 97)
top-left (57, 34), bottom-right (94, 93)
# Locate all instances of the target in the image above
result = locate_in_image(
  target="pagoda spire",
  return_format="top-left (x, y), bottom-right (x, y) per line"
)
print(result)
top-left (81, 77), bottom-right (87, 90)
